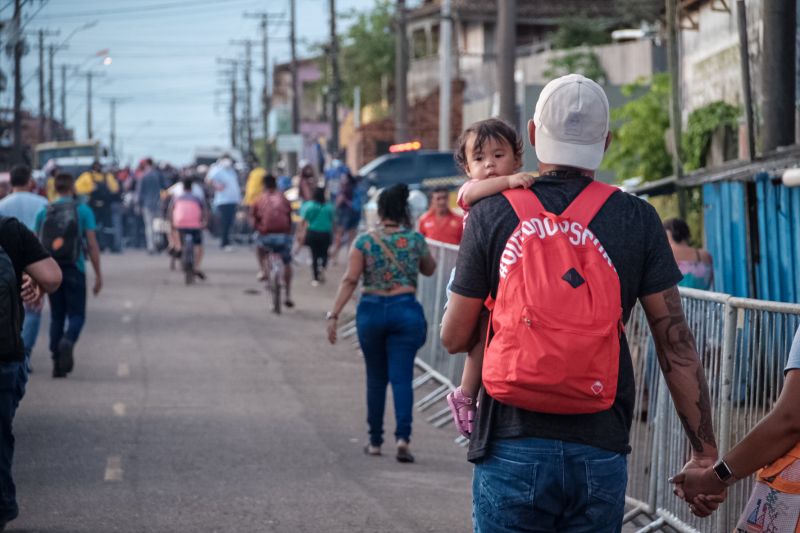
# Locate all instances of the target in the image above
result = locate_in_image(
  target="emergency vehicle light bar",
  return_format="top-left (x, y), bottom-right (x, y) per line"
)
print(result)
top-left (389, 141), bottom-right (422, 153)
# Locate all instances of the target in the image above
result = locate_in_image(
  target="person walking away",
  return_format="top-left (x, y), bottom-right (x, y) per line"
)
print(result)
top-left (0, 166), bottom-right (48, 371)
top-left (206, 155), bottom-right (242, 251)
top-left (329, 172), bottom-right (363, 264)
top-left (249, 174), bottom-right (295, 307)
top-left (243, 165), bottom-right (266, 207)
top-left (438, 119), bottom-right (535, 437)
top-left (135, 159), bottom-right (166, 254)
top-left (417, 187), bottom-right (463, 245)
top-left (75, 161), bottom-right (121, 252)
top-left (296, 162), bottom-right (315, 203)
top-left (663, 217), bottom-right (714, 290)
top-left (441, 74), bottom-right (720, 531)
top-left (326, 184), bottom-right (436, 463)
top-left (276, 162), bottom-right (292, 193)
top-left (36, 173), bottom-right (103, 378)
top-left (671, 325), bottom-right (800, 525)
top-left (297, 187), bottom-right (334, 286)
top-left (324, 157), bottom-right (349, 204)
top-left (168, 176), bottom-right (208, 280)
top-left (0, 215), bottom-right (61, 530)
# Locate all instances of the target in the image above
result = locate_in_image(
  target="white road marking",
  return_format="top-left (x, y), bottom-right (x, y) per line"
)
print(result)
top-left (112, 403), bottom-right (126, 417)
top-left (104, 456), bottom-right (123, 482)
top-left (121, 315), bottom-right (132, 324)
top-left (117, 363), bottom-right (130, 377)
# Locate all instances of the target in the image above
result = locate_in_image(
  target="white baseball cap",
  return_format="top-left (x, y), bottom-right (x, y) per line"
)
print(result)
top-left (533, 74), bottom-right (610, 171)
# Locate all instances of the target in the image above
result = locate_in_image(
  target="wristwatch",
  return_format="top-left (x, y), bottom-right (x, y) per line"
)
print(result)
top-left (712, 459), bottom-right (736, 485)
top-left (326, 312), bottom-right (338, 320)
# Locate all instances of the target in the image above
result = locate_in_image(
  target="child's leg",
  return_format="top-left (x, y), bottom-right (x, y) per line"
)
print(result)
top-left (459, 312), bottom-right (488, 398)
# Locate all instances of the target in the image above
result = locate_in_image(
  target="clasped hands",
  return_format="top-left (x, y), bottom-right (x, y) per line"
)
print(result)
top-left (670, 455), bottom-right (728, 518)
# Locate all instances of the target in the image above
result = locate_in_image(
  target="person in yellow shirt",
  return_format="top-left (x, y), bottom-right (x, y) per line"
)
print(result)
top-left (75, 161), bottom-right (122, 251)
top-left (243, 166), bottom-right (266, 206)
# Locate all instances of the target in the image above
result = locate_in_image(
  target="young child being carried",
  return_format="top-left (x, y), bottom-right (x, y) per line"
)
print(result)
top-left (446, 118), bottom-right (535, 438)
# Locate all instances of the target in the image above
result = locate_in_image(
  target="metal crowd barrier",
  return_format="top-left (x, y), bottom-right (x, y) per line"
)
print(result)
top-left (414, 240), bottom-right (800, 532)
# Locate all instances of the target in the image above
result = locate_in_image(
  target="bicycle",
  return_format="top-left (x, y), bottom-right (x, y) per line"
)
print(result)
top-left (181, 231), bottom-right (195, 285)
top-left (258, 245), bottom-right (284, 313)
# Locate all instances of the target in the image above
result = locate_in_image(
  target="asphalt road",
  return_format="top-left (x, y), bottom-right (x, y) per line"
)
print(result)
top-left (10, 246), bottom-right (473, 532)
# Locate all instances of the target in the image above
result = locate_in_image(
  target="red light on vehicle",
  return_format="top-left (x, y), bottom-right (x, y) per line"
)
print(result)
top-left (389, 141), bottom-right (422, 153)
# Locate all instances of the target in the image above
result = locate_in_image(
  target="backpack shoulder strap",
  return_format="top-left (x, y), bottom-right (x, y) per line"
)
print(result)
top-left (502, 188), bottom-right (546, 222)
top-left (561, 181), bottom-right (618, 229)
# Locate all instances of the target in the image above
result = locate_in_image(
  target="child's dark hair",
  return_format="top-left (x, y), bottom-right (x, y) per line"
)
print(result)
top-left (454, 118), bottom-right (523, 173)
top-left (377, 183), bottom-right (410, 226)
top-left (663, 217), bottom-right (690, 244)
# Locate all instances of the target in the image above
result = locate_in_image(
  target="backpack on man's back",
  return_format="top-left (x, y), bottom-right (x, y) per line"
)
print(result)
top-left (0, 218), bottom-right (22, 360)
top-left (39, 201), bottom-right (81, 266)
top-left (255, 192), bottom-right (291, 234)
top-left (483, 181), bottom-right (623, 415)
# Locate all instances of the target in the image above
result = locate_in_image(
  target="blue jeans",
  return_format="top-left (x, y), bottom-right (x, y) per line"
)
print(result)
top-left (356, 293), bottom-right (427, 447)
top-left (0, 361), bottom-right (27, 523)
top-left (473, 438), bottom-right (627, 533)
top-left (48, 265), bottom-right (87, 357)
top-left (21, 304), bottom-right (41, 361)
top-left (216, 203), bottom-right (237, 247)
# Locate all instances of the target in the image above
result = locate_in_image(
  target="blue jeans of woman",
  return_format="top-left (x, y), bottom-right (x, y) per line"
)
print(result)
top-left (473, 438), bottom-right (627, 533)
top-left (356, 293), bottom-right (427, 447)
top-left (0, 361), bottom-right (27, 524)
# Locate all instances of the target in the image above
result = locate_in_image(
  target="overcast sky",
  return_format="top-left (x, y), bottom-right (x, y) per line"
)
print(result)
top-left (4, 0), bottom-right (400, 166)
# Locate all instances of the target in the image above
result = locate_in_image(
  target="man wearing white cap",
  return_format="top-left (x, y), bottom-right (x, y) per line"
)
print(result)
top-left (442, 74), bottom-right (720, 530)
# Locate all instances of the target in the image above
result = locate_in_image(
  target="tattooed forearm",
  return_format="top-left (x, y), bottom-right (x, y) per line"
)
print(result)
top-left (695, 365), bottom-right (717, 450)
top-left (645, 287), bottom-right (698, 373)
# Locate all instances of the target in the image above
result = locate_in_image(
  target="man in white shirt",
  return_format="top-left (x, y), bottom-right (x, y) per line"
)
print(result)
top-left (0, 165), bottom-right (48, 369)
top-left (206, 156), bottom-right (242, 251)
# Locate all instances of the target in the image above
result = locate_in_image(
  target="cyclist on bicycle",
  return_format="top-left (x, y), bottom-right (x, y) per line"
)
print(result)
top-left (250, 174), bottom-right (295, 308)
top-left (168, 175), bottom-right (208, 280)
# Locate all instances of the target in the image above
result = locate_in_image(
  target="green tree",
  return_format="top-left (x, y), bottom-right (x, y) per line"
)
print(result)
top-left (551, 17), bottom-right (613, 49)
top-left (602, 73), bottom-right (673, 182)
top-left (682, 101), bottom-right (741, 171)
top-left (337, 0), bottom-right (395, 108)
top-left (543, 51), bottom-right (607, 84)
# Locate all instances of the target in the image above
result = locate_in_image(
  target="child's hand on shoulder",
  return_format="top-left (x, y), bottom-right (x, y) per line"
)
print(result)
top-left (507, 172), bottom-right (536, 189)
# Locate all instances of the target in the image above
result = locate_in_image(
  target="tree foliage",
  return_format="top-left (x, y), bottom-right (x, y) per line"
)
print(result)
top-left (682, 101), bottom-right (741, 171)
top-left (337, 0), bottom-right (395, 108)
top-left (544, 51), bottom-right (607, 85)
top-left (551, 17), bottom-right (613, 50)
top-left (601, 73), bottom-right (673, 182)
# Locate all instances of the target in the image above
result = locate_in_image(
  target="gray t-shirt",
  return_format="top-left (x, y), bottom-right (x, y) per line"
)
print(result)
top-left (786, 327), bottom-right (800, 374)
top-left (450, 172), bottom-right (683, 461)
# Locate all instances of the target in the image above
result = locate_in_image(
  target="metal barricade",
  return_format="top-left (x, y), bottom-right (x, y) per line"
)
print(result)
top-left (412, 241), bottom-right (800, 532)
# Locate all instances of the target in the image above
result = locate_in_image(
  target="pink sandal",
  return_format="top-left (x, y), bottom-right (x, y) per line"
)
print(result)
top-left (446, 387), bottom-right (476, 438)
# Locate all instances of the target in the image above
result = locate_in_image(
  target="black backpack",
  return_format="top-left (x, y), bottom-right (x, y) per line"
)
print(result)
top-left (39, 201), bottom-right (81, 265)
top-left (0, 219), bottom-right (22, 361)
top-left (89, 174), bottom-right (115, 211)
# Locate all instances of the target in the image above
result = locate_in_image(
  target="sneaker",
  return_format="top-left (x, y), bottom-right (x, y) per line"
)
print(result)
top-left (284, 300), bottom-right (295, 308)
top-left (52, 360), bottom-right (66, 378)
top-left (256, 271), bottom-right (267, 282)
top-left (311, 280), bottom-right (320, 287)
top-left (223, 245), bottom-right (234, 253)
top-left (58, 338), bottom-right (74, 374)
top-left (446, 387), bottom-right (475, 438)
top-left (396, 439), bottom-right (414, 463)
top-left (363, 444), bottom-right (381, 456)
top-left (194, 270), bottom-right (206, 281)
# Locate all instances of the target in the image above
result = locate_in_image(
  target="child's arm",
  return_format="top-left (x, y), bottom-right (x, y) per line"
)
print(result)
top-left (460, 173), bottom-right (535, 207)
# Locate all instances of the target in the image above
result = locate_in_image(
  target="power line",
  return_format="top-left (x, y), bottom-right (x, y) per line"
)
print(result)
top-left (35, 0), bottom-right (259, 20)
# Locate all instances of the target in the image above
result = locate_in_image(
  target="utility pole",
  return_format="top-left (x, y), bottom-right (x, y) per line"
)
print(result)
top-left (665, 0), bottom-right (685, 217)
top-left (231, 39), bottom-right (255, 158)
top-left (60, 65), bottom-right (67, 138)
top-left (38, 30), bottom-right (45, 143)
top-left (394, 0), bottom-right (409, 143)
top-left (48, 45), bottom-right (55, 131)
top-left (497, 0), bottom-right (516, 126)
top-left (328, 0), bottom-right (340, 158)
top-left (736, 0), bottom-right (755, 161)
top-left (12, 0), bottom-right (23, 163)
top-left (438, 0), bottom-right (452, 150)
top-left (217, 58), bottom-right (239, 149)
top-left (103, 97), bottom-right (129, 161)
top-left (761, 0), bottom-right (796, 152)
top-left (86, 71), bottom-right (93, 139)
top-left (289, 0), bottom-right (299, 174)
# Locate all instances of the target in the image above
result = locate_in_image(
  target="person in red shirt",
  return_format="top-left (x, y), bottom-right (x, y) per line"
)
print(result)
top-left (417, 187), bottom-right (463, 245)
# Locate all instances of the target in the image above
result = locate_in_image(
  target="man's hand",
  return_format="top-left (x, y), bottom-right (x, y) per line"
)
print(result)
top-left (671, 457), bottom-right (726, 517)
top-left (326, 317), bottom-right (337, 344)
top-left (21, 273), bottom-right (41, 305)
top-left (93, 274), bottom-right (103, 296)
top-left (507, 173), bottom-right (536, 189)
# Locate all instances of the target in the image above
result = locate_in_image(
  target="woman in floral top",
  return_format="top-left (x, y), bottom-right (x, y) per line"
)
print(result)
top-left (327, 184), bottom-right (436, 463)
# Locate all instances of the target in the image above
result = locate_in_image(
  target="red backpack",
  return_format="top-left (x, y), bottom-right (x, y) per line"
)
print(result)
top-left (483, 181), bottom-right (623, 415)
top-left (255, 191), bottom-right (292, 234)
